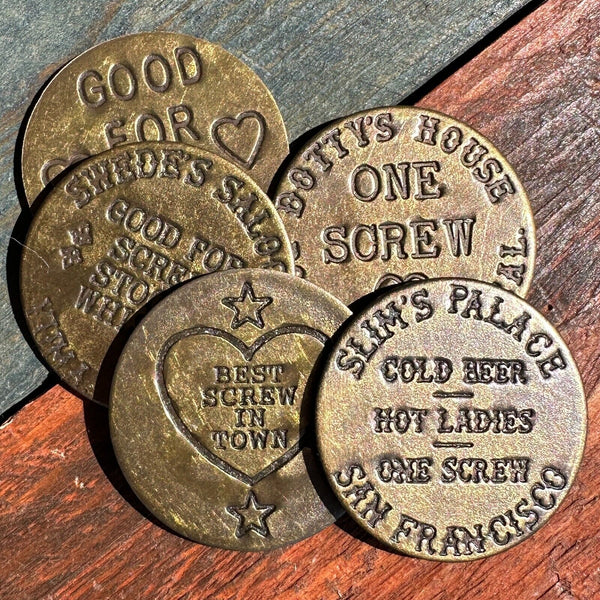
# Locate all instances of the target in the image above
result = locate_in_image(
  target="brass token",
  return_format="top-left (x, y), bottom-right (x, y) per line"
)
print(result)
top-left (22, 32), bottom-right (288, 202)
top-left (316, 278), bottom-right (586, 560)
top-left (20, 142), bottom-right (293, 401)
top-left (273, 107), bottom-right (535, 304)
top-left (109, 269), bottom-right (351, 550)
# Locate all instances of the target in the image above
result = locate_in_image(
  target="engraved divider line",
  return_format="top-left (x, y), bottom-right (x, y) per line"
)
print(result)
top-left (432, 441), bottom-right (474, 449)
top-left (432, 390), bottom-right (474, 399)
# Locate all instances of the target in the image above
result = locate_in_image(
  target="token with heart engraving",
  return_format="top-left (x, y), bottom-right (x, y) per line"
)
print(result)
top-left (273, 106), bottom-right (535, 305)
top-left (316, 278), bottom-right (586, 560)
top-left (21, 31), bottom-right (288, 203)
top-left (109, 269), bottom-right (351, 550)
top-left (20, 142), bottom-right (293, 402)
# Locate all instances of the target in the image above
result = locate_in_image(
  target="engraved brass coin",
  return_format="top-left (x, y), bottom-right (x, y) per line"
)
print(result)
top-left (110, 269), bottom-right (351, 550)
top-left (22, 32), bottom-right (288, 202)
top-left (20, 142), bottom-right (293, 401)
top-left (316, 278), bottom-right (586, 560)
top-left (273, 107), bottom-right (535, 305)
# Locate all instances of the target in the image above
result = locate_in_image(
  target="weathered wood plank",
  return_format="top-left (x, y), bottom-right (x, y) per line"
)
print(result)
top-left (1, 1), bottom-right (600, 597)
top-left (0, 0), bottom-right (532, 414)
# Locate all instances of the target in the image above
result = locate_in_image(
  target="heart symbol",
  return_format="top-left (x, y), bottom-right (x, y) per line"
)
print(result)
top-left (40, 151), bottom-right (90, 185)
top-left (374, 272), bottom-right (428, 290)
top-left (155, 324), bottom-right (327, 486)
top-left (210, 111), bottom-right (266, 170)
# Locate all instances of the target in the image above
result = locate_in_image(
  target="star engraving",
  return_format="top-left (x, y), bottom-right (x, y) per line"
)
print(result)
top-left (60, 222), bottom-right (93, 270)
top-left (226, 491), bottom-right (276, 538)
top-left (221, 282), bottom-right (272, 329)
top-left (59, 245), bottom-right (83, 269)
top-left (68, 222), bottom-right (93, 246)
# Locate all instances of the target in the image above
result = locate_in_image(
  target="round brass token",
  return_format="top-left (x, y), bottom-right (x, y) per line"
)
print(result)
top-left (22, 32), bottom-right (288, 202)
top-left (20, 142), bottom-right (293, 401)
top-left (110, 269), bottom-right (351, 550)
top-left (273, 107), bottom-right (535, 305)
top-left (316, 278), bottom-right (586, 560)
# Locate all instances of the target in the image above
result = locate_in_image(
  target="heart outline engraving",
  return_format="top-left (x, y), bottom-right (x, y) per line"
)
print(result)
top-left (210, 110), bottom-right (266, 170)
top-left (40, 151), bottom-right (90, 185)
top-left (155, 324), bottom-right (328, 486)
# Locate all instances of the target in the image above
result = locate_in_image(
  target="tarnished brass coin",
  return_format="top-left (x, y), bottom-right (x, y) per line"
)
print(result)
top-left (22, 32), bottom-right (288, 201)
top-left (20, 142), bottom-right (293, 401)
top-left (316, 278), bottom-right (585, 560)
top-left (110, 269), bottom-right (351, 550)
top-left (273, 107), bottom-right (535, 305)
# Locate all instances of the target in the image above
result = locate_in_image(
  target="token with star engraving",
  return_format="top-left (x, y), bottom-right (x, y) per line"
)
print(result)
top-left (273, 106), bottom-right (535, 305)
top-left (20, 142), bottom-right (293, 402)
top-left (316, 278), bottom-right (586, 560)
top-left (21, 31), bottom-right (288, 203)
top-left (109, 269), bottom-right (351, 550)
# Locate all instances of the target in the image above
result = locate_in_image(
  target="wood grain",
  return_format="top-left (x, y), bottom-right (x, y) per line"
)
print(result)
top-left (0, 0), bottom-right (532, 415)
top-left (2, 0), bottom-right (600, 598)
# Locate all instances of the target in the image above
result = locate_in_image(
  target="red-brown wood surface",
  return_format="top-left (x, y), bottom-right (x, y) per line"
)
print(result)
top-left (2, 0), bottom-right (600, 598)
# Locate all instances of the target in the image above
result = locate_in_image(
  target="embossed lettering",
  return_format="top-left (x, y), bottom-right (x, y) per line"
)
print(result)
top-left (76, 47), bottom-right (202, 110)
top-left (350, 161), bottom-right (442, 202)
top-left (320, 218), bottom-right (475, 264)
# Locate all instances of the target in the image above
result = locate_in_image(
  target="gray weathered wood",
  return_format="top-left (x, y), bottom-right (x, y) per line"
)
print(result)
top-left (0, 0), bottom-right (531, 415)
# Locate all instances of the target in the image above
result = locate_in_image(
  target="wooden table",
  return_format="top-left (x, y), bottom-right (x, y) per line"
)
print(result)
top-left (2, 0), bottom-right (600, 598)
